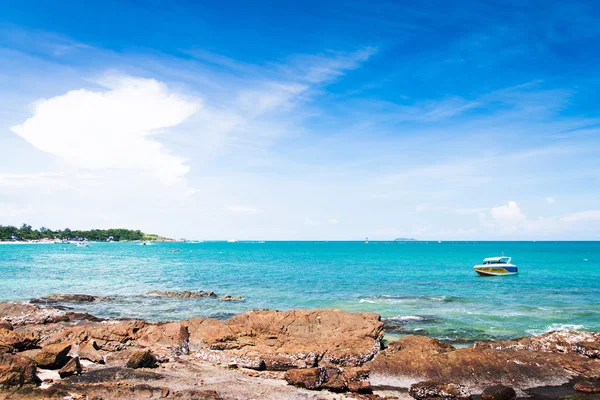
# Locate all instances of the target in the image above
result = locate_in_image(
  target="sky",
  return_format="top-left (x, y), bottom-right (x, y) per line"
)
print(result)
top-left (1, 0), bottom-right (599, 240)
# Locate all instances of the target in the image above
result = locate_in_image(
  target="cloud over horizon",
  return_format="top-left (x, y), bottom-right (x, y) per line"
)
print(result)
top-left (11, 76), bottom-right (197, 184)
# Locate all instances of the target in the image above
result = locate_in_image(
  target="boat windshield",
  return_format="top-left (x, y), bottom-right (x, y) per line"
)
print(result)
top-left (483, 257), bottom-right (511, 264)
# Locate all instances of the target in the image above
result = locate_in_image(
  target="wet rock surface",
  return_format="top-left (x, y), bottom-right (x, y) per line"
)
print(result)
top-left (147, 290), bottom-right (217, 298)
top-left (30, 294), bottom-right (115, 304)
top-left (219, 295), bottom-right (245, 301)
top-left (481, 385), bottom-right (517, 400)
top-left (573, 379), bottom-right (600, 393)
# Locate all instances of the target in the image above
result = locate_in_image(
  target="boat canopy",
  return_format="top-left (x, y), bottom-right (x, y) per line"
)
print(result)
top-left (483, 256), bottom-right (511, 264)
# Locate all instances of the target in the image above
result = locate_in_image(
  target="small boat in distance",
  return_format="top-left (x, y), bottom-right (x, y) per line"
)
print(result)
top-left (473, 256), bottom-right (518, 276)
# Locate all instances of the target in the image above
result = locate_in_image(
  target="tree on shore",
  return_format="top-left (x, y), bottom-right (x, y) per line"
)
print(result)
top-left (0, 224), bottom-right (146, 242)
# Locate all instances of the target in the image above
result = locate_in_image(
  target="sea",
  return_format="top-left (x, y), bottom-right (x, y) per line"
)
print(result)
top-left (1, 241), bottom-right (598, 344)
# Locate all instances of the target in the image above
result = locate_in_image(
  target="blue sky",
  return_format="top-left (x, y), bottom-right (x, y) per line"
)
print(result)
top-left (1, 0), bottom-right (599, 240)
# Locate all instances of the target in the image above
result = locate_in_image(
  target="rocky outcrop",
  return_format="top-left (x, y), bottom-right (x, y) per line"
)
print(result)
top-left (78, 340), bottom-right (104, 364)
top-left (219, 295), bottom-right (245, 301)
top-left (30, 294), bottom-right (114, 304)
top-left (0, 353), bottom-right (39, 388)
top-left (284, 366), bottom-right (371, 393)
top-left (186, 309), bottom-right (384, 370)
top-left (368, 333), bottom-right (600, 392)
top-left (475, 330), bottom-right (600, 358)
top-left (409, 381), bottom-right (471, 400)
top-left (147, 290), bottom-right (217, 298)
top-left (574, 380), bottom-right (600, 393)
top-left (33, 343), bottom-right (71, 369)
top-left (0, 322), bottom-right (12, 331)
top-left (0, 302), bottom-right (69, 325)
top-left (126, 350), bottom-right (158, 369)
top-left (0, 329), bottom-right (40, 353)
top-left (58, 356), bottom-right (82, 378)
top-left (481, 385), bottom-right (516, 400)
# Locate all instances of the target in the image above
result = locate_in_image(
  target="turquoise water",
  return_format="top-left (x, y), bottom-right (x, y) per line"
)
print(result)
top-left (1, 241), bottom-right (599, 343)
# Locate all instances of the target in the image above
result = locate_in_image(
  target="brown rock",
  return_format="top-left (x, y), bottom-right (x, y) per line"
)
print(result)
top-left (481, 385), bottom-right (516, 400)
top-left (0, 301), bottom-right (69, 325)
top-left (33, 343), bottom-right (72, 369)
top-left (126, 350), bottom-right (158, 369)
top-left (30, 294), bottom-right (114, 304)
top-left (574, 380), bottom-right (600, 393)
top-left (368, 334), bottom-right (600, 391)
top-left (0, 329), bottom-right (40, 353)
top-left (409, 381), bottom-right (471, 400)
top-left (0, 321), bottom-right (12, 330)
top-left (219, 295), bottom-right (245, 301)
top-left (344, 367), bottom-right (372, 393)
top-left (285, 366), bottom-right (371, 393)
top-left (285, 367), bottom-right (327, 390)
top-left (0, 353), bottom-right (40, 388)
top-left (78, 340), bottom-right (104, 364)
top-left (187, 309), bottom-right (384, 370)
top-left (58, 356), bottom-right (82, 378)
top-left (147, 290), bottom-right (217, 298)
top-left (476, 330), bottom-right (600, 358)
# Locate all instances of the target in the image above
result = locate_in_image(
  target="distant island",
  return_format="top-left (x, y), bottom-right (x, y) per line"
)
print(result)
top-left (0, 224), bottom-right (173, 242)
top-left (394, 237), bottom-right (417, 241)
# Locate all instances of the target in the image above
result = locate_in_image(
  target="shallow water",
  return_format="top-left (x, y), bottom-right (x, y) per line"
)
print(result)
top-left (1, 241), bottom-right (598, 342)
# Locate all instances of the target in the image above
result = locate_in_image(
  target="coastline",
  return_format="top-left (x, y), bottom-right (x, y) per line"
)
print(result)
top-left (1, 297), bottom-right (600, 399)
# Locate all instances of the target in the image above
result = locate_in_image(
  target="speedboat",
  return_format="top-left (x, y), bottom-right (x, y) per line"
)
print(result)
top-left (473, 256), bottom-right (518, 276)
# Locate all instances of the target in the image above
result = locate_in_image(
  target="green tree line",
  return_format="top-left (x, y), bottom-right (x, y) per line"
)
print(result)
top-left (0, 224), bottom-right (146, 241)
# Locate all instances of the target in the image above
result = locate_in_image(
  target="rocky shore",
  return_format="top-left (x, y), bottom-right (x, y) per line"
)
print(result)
top-left (1, 298), bottom-right (600, 399)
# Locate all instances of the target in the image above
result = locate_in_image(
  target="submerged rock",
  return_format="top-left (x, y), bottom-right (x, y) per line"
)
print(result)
top-left (0, 353), bottom-right (40, 388)
top-left (147, 290), bottom-right (217, 298)
top-left (409, 381), bottom-right (471, 400)
top-left (219, 295), bottom-right (245, 301)
top-left (58, 356), bottom-right (82, 378)
top-left (33, 343), bottom-right (71, 369)
top-left (30, 294), bottom-right (114, 304)
top-left (481, 385), bottom-right (516, 400)
top-left (126, 350), bottom-right (158, 369)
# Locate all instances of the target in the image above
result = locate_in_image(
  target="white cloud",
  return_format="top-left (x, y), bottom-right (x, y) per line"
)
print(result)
top-left (222, 205), bottom-right (258, 215)
top-left (545, 197), bottom-right (555, 204)
top-left (327, 218), bottom-right (339, 225)
top-left (490, 201), bottom-right (527, 231)
top-left (10, 76), bottom-right (198, 184)
top-left (560, 210), bottom-right (600, 223)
